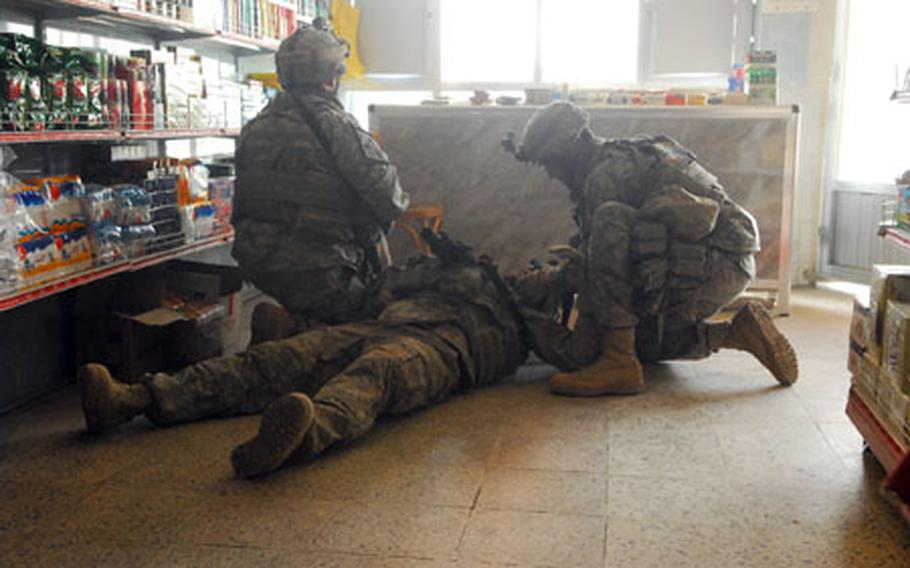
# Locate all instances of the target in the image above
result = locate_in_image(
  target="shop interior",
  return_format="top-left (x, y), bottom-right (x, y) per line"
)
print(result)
top-left (1, 0), bottom-right (910, 565)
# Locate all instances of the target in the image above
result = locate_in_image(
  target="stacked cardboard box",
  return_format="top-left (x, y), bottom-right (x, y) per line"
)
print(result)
top-left (850, 265), bottom-right (910, 447)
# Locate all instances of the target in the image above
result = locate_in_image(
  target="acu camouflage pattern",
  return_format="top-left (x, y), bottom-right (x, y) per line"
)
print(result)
top-left (571, 135), bottom-right (759, 351)
top-left (232, 89), bottom-right (409, 326)
top-left (146, 256), bottom-right (527, 461)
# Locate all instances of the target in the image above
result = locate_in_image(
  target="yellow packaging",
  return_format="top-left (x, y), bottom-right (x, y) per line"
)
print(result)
top-left (882, 300), bottom-right (910, 394)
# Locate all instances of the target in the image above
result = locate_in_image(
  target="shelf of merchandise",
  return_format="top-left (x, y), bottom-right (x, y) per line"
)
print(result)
top-left (0, 128), bottom-right (241, 145)
top-left (0, 228), bottom-right (233, 313)
top-left (845, 387), bottom-right (910, 523)
top-left (4, 0), bottom-right (283, 54)
top-left (880, 226), bottom-right (910, 251)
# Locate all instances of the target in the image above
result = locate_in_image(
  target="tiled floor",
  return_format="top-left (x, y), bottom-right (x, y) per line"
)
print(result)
top-left (1, 287), bottom-right (909, 567)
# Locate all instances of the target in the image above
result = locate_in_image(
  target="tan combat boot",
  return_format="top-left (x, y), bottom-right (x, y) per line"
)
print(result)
top-left (249, 302), bottom-right (298, 347)
top-left (77, 363), bottom-right (152, 434)
top-left (231, 392), bottom-right (316, 479)
top-left (550, 327), bottom-right (645, 396)
top-left (711, 302), bottom-right (799, 386)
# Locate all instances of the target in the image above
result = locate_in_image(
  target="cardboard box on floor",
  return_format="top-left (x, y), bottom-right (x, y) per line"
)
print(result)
top-left (75, 261), bottom-right (243, 380)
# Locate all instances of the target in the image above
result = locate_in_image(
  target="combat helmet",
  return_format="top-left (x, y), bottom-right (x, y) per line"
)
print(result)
top-left (276, 20), bottom-right (350, 89)
top-left (505, 102), bottom-right (590, 164)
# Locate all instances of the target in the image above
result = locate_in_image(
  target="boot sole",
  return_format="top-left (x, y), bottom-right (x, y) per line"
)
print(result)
top-left (550, 383), bottom-right (644, 397)
top-left (744, 304), bottom-right (799, 386)
top-left (231, 393), bottom-right (315, 479)
top-left (77, 364), bottom-right (117, 435)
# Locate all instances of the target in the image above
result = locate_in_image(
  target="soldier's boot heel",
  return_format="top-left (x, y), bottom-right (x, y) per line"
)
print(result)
top-left (231, 393), bottom-right (315, 479)
top-left (724, 302), bottom-right (799, 386)
top-left (78, 363), bottom-right (152, 434)
top-left (249, 303), bottom-right (298, 347)
top-left (550, 327), bottom-right (645, 397)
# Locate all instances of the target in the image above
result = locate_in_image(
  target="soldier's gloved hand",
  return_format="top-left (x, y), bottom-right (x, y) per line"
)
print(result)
top-left (547, 245), bottom-right (584, 294)
top-left (513, 263), bottom-right (559, 312)
top-left (641, 185), bottom-right (720, 242)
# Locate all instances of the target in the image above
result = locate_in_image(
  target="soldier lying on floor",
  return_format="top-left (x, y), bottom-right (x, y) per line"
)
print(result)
top-left (78, 233), bottom-right (794, 479)
top-left (80, 233), bottom-right (533, 478)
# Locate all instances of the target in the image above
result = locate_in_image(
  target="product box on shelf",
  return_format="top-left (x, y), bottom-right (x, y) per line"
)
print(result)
top-left (852, 350), bottom-right (881, 404)
top-left (208, 176), bottom-right (234, 232)
top-left (869, 265), bottom-right (910, 363)
top-left (883, 300), bottom-right (910, 394)
top-left (850, 293), bottom-right (872, 375)
top-left (896, 185), bottom-right (910, 230)
top-left (877, 372), bottom-right (910, 448)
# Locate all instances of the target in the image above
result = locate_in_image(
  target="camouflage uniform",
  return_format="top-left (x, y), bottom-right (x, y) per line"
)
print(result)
top-left (145, 256), bottom-right (527, 460)
top-left (232, 87), bottom-right (409, 327)
top-left (556, 134), bottom-right (759, 362)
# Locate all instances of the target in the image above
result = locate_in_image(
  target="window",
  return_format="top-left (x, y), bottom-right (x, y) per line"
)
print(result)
top-left (440, 0), bottom-right (639, 86)
top-left (540, 0), bottom-right (639, 85)
top-left (440, 0), bottom-right (537, 84)
top-left (837, 0), bottom-right (910, 185)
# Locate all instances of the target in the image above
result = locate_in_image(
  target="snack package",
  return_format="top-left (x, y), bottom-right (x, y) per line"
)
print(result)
top-left (0, 146), bottom-right (22, 291)
top-left (208, 177), bottom-right (234, 231)
top-left (44, 46), bottom-right (70, 130)
top-left (176, 160), bottom-right (210, 205)
top-left (121, 223), bottom-right (156, 258)
top-left (90, 222), bottom-right (124, 265)
top-left (869, 265), bottom-right (910, 363)
top-left (82, 50), bottom-right (104, 128)
top-left (58, 227), bottom-right (93, 276)
top-left (114, 184), bottom-right (152, 225)
top-left (1, 66), bottom-right (27, 131)
top-left (192, 203), bottom-right (215, 240)
top-left (0, 34), bottom-right (35, 131)
top-left (17, 234), bottom-right (62, 283)
top-left (83, 184), bottom-right (116, 226)
top-left (67, 50), bottom-right (89, 129)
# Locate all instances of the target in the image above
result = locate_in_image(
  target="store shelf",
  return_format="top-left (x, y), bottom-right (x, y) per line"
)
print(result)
top-left (891, 90), bottom-right (910, 104)
top-left (879, 226), bottom-right (910, 252)
top-left (847, 388), bottom-right (910, 523)
top-left (847, 387), bottom-right (907, 472)
top-left (0, 128), bottom-right (241, 145)
top-left (0, 229), bottom-right (233, 313)
top-left (4, 0), bottom-right (282, 54)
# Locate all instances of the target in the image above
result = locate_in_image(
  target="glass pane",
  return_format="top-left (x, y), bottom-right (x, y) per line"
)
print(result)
top-left (838, 0), bottom-right (910, 184)
top-left (440, 0), bottom-right (537, 83)
top-left (541, 0), bottom-right (639, 85)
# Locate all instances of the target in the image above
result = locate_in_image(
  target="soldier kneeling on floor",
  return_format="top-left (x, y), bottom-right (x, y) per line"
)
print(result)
top-left (505, 101), bottom-right (799, 396)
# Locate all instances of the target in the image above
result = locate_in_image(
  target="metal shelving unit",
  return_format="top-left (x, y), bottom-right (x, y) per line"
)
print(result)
top-left (845, 388), bottom-right (910, 523)
top-left (3, 0), bottom-right (282, 54)
top-left (0, 229), bottom-right (233, 313)
top-left (0, 128), bottom-right (241, 145)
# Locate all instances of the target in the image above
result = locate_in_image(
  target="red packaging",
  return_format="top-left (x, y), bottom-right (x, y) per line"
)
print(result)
top-left (106, 79), bottom-right (122, 128)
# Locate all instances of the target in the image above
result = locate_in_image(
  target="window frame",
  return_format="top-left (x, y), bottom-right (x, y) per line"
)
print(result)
top-left (433, 0), bottom-right (650, 92)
